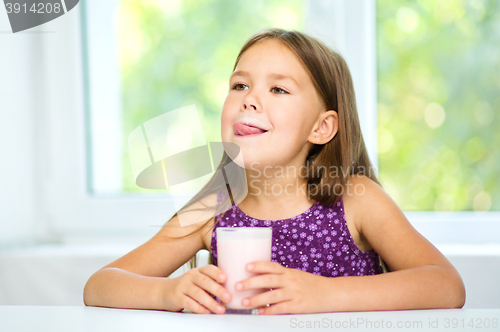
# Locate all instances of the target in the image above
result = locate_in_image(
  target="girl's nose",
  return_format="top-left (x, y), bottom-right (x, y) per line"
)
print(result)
top-left (243, 102), bottom-right (257, 111)
top-left (241, 92), bottom-right (260, 112)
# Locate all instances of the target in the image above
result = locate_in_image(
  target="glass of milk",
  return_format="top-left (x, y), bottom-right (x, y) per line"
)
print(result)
top-left (216, 227), bottom-right (272, 314)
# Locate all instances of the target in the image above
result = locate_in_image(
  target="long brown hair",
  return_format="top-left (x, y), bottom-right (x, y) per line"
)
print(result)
top-left (168, 28), bottom-right (382, 269)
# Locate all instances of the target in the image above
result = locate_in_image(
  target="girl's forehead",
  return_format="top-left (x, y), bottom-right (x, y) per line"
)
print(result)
top-left (234, 40), bottom-right (308, 79)
top-left (239, 40), bottom-right (297, 64)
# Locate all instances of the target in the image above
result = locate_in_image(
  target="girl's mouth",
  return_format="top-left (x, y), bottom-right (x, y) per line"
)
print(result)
top-left (233, 122), bottom-right (269, 136)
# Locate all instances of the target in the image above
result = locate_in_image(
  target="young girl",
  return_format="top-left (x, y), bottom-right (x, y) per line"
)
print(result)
top-left (84, 28), bottom-right (465, 315)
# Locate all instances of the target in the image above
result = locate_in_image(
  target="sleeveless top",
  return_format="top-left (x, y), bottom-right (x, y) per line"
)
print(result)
top-left (210, 190), bottom-right (384, 277)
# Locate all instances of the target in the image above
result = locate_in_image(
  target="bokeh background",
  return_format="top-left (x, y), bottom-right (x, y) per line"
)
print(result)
top-left (113, 0), bottom-right (306, 193)
top-left (108, 0), bottom-right (499, 212)
top-left (376, 0), bottom-right (499, 212)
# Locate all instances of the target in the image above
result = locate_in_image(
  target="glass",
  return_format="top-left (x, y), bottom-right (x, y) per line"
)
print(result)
top-left (216, 227), bottom-right (272, 314)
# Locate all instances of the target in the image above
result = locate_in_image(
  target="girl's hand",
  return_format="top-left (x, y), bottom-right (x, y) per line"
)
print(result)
top-left (163, 264), bottom-right (232, 314)
top-left (235, 261), bottom-right (329, 314)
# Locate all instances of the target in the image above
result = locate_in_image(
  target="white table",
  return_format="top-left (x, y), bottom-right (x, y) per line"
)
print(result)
top-left (1, 306), bottom-right (499, 332)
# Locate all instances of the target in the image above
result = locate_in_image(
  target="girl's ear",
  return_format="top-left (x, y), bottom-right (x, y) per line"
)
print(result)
top-left (308, 110), bottom-right (338, 144)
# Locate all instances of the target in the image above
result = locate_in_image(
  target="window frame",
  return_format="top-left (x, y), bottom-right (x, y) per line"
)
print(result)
top-left (35, 0), bottom-right (168, 243)
top-left (40, 0), bottom-right (498, 245)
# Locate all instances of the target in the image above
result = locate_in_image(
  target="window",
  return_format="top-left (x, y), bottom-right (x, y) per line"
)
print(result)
top-left (67, 0), bottom-right (498, 243)
top-left (376, 0), bottom-right (500, 213)
top-left (85, 0), bottom-right (306, 195)
top-left (73, 0), bottom-right (318, 237)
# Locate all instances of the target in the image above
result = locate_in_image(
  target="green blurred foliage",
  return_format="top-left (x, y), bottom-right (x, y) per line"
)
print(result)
top-left (114, 0), bottom-right (498, 211)
top-left (116, 0), bottom-right (304, 193)
top-left (376, 0), bottom-right (500, 211)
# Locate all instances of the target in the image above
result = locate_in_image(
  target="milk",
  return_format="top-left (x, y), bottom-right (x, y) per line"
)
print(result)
top-left (216, 227), bottom-right (272, 310)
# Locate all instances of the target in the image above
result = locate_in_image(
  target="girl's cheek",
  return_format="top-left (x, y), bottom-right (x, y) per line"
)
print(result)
top-left (220, 112), bottom-right (232, 140)
top-left (220, 109), bottom-right (230, 125)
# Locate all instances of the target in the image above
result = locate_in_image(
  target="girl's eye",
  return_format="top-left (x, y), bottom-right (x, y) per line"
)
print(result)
top-left (231, 83), bottom-right (288, 94)
top-left (271, 87), bottom-right (289, 94)
top-left (233, 83), bottom-right (248, 91)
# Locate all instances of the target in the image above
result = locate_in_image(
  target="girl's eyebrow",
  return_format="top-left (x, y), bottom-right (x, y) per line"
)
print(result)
top-left (230, 70), bottom-right (300, 88)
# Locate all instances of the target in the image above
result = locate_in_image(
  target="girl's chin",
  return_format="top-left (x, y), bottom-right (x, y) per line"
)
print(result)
top-left (228, 151), bottom-right (264, 170)
top-left (222, 142), bottom-right (278, 170)
top-left (236, 156), bottom-right (281, 172)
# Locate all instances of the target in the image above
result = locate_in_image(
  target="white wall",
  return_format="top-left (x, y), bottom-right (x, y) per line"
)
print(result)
top-left (447, 254), bottom-right (500, 309)
top-left (0, 245), bottom-right (211, 306)
top-left (0, 1), bottom-right (40, 247)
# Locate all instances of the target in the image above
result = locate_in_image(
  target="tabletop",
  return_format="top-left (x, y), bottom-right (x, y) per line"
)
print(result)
top-left (1, 306), bottom-right (499, 332)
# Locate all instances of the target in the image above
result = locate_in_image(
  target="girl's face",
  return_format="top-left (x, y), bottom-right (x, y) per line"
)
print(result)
top-left (221, 39), bottom-right (326, 171)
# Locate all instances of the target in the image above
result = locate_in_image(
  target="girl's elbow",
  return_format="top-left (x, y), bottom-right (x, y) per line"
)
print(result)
top-left (454, 280), bottom-right (466, 309)
top-left (434, 263), bottom-right (465, 309)
top-left (83, 275), bottom-right (98, 307)
top-left (448, 272), bottom-right (466, 309)
top-left (83, 281), bottom-right (92, 306)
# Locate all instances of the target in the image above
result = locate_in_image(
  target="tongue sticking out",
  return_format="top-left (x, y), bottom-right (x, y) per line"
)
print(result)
top-left (233, 122), bottom-right (267, 136)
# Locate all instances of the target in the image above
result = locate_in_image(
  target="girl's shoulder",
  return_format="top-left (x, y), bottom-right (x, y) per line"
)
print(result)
top-left (342, 175), bottom-right (458, 277)
top-left (342, 174), bottom-right (388, 240)
top-left (343, 174), bottom-right (385, 201)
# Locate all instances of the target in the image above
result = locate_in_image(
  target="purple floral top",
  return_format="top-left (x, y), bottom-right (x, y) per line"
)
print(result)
top-left (210, 190), bottom-right (384, 277)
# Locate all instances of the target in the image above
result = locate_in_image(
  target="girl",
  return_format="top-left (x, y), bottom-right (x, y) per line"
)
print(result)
top-left (84, 28), bottom-right (465, 315)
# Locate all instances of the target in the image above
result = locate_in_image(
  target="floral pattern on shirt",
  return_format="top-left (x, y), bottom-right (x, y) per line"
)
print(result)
top-left (210, 191), bottom-right (384, 277)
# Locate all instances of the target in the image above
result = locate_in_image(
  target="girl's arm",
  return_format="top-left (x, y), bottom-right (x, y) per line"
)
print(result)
top-left (83, 193), bottom-right (231, 313)
top-left (83, 267), bottom-right (174, 310)
top-left (236, 175), bottom-right (465, 314)
top-left (323, 174), bottom-right (466, 311)
top-left (83, 212), bottom-right (205, 310)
